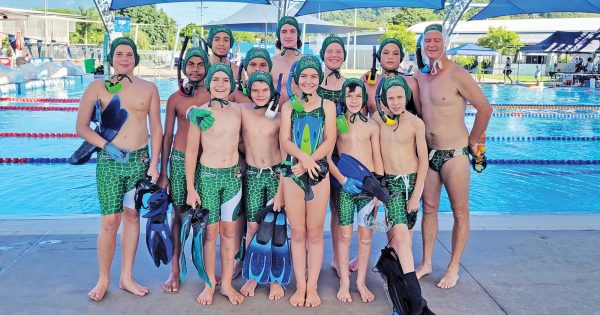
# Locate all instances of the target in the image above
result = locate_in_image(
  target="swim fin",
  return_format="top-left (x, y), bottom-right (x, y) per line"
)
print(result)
top-left (142, 188), bottom-right (173, 267)
top-left (373, 246), bottom-right (436, 315)
top-left (331, 153), bottom-right (373, 187)
top-left (69, 95), bottom-right (128, 165)
top-left (242, 205), bottom-right (276, 285)
top-left (179, 207), bottom-right (193, 284)
top-left (270, 210), bottom-right (291, 286)
top-left (188, 207), bottom-right (211, 287)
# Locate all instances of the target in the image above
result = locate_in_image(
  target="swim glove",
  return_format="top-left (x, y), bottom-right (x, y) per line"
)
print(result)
top-left (104, 142), bottom-right (130, 163)
top-left (341, 177), bottom-right (363, 195)
top-left (187, 107), bottom-right (215, 131)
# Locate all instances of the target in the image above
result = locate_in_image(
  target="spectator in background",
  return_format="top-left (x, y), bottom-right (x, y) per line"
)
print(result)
top-left (503, 57), bottom-right (513, 84)
top-left (534, 65), bottom-right (541, 84)
top-left (585, 57), bottom-right (593, 73)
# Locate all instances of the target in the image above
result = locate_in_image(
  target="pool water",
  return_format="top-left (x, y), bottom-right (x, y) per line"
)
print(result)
top-left (1, 77), bottom-right (599, 217)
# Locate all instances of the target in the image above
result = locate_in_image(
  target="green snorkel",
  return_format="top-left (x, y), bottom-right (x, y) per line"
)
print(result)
top-left (287, 60), bottom-right (304, 112)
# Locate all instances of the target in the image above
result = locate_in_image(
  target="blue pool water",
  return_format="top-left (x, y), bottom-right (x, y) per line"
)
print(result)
top-left (1, 77), bottom-right (599, 217)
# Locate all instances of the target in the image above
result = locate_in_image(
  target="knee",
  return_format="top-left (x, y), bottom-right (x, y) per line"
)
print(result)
top-left (121, 209), bottom-right (140, 224)
top-left (339, 231), bottom-right (352, 245)
top-left (219, 226), bottom-right (236, 240)
top-left (421, 199), bottom-right (439, 214)
top-left (290, 227), bottom-right (306, 243)
top-left (307, 226), bottom-right (324, 245)
top-left (100, 215), bottom-right (121, 234)
top-left (358, 238), bottom-right (372, 247)
top-left (451, 206), bottom-right (470, 221)
top-left (390, 230), bottom-right (411, 249)
top-left (204, 227), bottom-right (219, 243)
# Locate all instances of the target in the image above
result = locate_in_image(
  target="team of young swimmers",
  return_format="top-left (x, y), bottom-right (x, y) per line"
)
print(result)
top-left (76, 16), bottom-right (493, 312)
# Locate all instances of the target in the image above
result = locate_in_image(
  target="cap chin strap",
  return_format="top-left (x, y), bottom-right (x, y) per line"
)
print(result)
top-left (430, 51), bottom-right (446, 75)
top-left (349, 111), bottom-right (368, 123)
top-left (281, 47), bottom-right (300, 56)
top-left (325, 66), bottom-right (341, 85)
top-left (209, 97), bottom-right (229, 108)
top-left (383, 69), bottom-right (400, 77)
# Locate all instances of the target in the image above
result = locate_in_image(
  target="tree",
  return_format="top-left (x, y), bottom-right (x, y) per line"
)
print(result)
top-left (117, 5), bottom-right (176, 49)
top-left (380, 25), bottom-right (417, 56)
top-left (477, 26), bottom-right (523, 56)
top-left (389, 8), bottom-right (441, 28)
top-left (179, 23), bottom-right (204, 39)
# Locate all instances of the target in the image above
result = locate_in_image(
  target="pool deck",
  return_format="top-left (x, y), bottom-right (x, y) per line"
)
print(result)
top-left (1, 213), bottom-right (599, 315)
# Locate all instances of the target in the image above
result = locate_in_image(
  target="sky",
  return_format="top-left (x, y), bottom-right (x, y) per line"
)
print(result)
top-left (1, 0), bottom-right (246, 25)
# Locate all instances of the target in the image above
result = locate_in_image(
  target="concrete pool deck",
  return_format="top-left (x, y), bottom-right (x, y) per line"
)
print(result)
top-left (1, 213), bottom-right (599, 315)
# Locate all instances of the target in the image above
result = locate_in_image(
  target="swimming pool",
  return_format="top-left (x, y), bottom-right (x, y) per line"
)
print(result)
top-left (1, 77), bottom-right (599, 217)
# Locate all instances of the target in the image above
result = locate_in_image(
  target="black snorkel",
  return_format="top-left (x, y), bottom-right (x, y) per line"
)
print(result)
top-left (375, 78), bottom-right (399, 130)
top-left (265, 73), bottom-right (283, 119)
top-left (367, 45), bottom-right (378, 85)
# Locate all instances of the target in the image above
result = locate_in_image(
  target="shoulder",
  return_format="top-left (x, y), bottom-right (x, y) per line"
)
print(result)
top-left (322, 98), bottom-right (336, 114)
top-left (409, 114), bottom-right (425, 130)
top-left (367, 119), bottom-right (380, 132)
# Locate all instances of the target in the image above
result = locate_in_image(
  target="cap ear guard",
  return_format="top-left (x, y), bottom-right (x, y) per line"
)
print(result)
top-left (375, 78), bottom-right (398, 127)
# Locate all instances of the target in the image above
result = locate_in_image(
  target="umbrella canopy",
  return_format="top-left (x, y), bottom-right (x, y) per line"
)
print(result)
top-left (295, 0), bottom-right (445, 16)
top-left (202, 3), bottom-right (363, 34)
top-left (447, 43), bottom-right (499, 57)
top-left (110, 0), bottom-right (270, 10)
top-left (470, 0), bottom-right (600, 20)
top-left (520, 31), bottom-right (600, 54)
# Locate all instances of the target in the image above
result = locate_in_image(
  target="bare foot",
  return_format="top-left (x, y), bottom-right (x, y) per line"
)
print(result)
top-left (119, 278), bottom-right (148, 297)
top-left (162, 273), bottom-right (180, 293)
top-left (437, 269), bottom-right (459, 289)
top-left (416, 264), bottom-right (432, 280)
top-left (305, 288), bottom-right (321, 308)
top-left (232, 259), bottom-right (243, 280)
top-left (330, 261), bottom-right (340, 278)
top-left (240, 280), bottom-right (257, 297)
top-left (197, 284), bottom-right (216, 305)
top-left (269, 282), bottom-right (285, 300)
top-left (357, 283), bottom-right (375, 303)
top-left (220, 285), bottom-right (245, 305)
top-left (349, 256), bottom-right (359, 272)
top-left (336, 281), bottom-right (352, 303)
top-left (88, 280), bottom-right (109, 302)
top-left (289, 287), bottom-right (306, 307)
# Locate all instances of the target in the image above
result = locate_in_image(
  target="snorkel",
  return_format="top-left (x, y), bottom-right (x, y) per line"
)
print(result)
top-left (367, 45), bottom-right (378, 85)
top-left (375, 78), bottom-right (398, 127)
top-left (265, 73), bottom-right (283, 119)
top-left (236, 63), bottom-right (246, 95)
top-left (178, 37), bottom-right (210, 97)
top-left (287, 60), bottom-right (304, 112)
top-left (177, 37), bottom-right (193, 96)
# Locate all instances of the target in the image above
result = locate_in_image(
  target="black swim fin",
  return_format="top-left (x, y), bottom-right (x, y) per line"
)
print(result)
top-left (142, 189), bottom-right (173, 267)
top-left (69, 95), bottom-right (128, 165)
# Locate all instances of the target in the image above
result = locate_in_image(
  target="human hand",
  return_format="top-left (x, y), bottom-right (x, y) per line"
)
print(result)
top-left (186, 190), bottom-right (201, 208)
top-left (272, 191), bottom-right (284, 212)
top-left (104, 142), bottom-right (129, 163)
top-left (342, 177), bottom-right (363, 195)
top-left (407, 197), bottom-right (420, 213)
top-left (147, 166), bottom-right (160, 184)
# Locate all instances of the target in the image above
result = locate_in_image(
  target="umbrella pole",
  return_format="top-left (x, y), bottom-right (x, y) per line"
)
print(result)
top-left (302, 23), bottom-right (306, 55)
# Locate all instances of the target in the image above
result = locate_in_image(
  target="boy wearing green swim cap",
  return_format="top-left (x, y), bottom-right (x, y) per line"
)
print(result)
top-left (373, 76), bottom-right (431, 313)
top-left (361, 37), bottom-right (421, 117)
top-left (158, 46), bottom-right (211, 293)
top-left (271, 16), bottom-right (303, 106)
top-left (232, 47), bottom-right (273, 103)
top-left (76, 37), bottom-right (163, 302)
top-left (237, 70), bottom-right (286, 300)
top-left (327, 78), bottom-right (382, 304)
top-left (414, 23), bottom-right (492, 290)
top-left (185, 63), bottom-right (245, 305)
top-left (207, 25), bottom-right (240, 99)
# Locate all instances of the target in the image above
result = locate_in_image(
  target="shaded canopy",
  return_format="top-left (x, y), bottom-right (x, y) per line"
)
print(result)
top-left (110, 0), bottom-right (269, 10)
top-left (447, 43), bottom-right (499, 56)
top-left (202, 3), bottom-right (363, 33)
top-left (470, 0), bottom-right (600, 20)
top-left (295, 0), bottom-right (445, 16)
top-left (520, 31), bottom-right (600, 53)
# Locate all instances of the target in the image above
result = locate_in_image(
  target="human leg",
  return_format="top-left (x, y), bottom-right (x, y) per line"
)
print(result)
top-left (335, 189), bottom-right (354, 302)
top-left (283, 178), bottom-right (307, 307)
top-left (437, 155), bottom-right (470, 289)
top-left (305, 178), bottom-right (329, 307)
top-left (355, 201), bottom-right (375, 303)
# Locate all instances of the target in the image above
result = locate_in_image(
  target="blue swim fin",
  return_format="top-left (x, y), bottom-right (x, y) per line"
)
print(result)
top-left (142, 189), bottom-right (173, 267)
top-left (190, 207), bottom-right (212, 288)
top-left (179, 207), bottom-right (193, 284)
top-left (69, 95), bottom-right (128, 165)
top-left (242, 207), bottom-right (276, 285)
top-left (270, 210), bottom-right (291, 286)
top-left (331, 153), bottom-right (373, 187)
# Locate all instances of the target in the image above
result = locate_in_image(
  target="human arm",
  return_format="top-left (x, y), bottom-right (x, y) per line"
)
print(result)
top-left (157, 95), bottom-right (177, 190)
top-left (456, 70), bottom-right (493, 153)
top-left (407, 119), bottom-right (429, 213)
top-left (75, 80), bottom-right (106, 148)
top-left (147, 84), bottom-right (163, 182)
top-left (405, 76), bottom-right (421, 116)
top-left (185, 123), bottom-right (201, 207)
